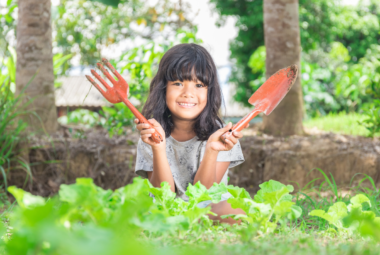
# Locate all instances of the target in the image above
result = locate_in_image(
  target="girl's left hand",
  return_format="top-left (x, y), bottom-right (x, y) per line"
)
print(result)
top-left (206, 122), bottom-right (246, 152)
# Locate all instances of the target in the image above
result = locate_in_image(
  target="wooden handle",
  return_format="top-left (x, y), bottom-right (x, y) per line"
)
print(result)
top-left (221, 109), bottom-right (261, 141)
top-left (116, 91), bottom-right (163, 144)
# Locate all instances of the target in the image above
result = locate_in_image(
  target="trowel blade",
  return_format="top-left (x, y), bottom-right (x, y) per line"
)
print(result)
top-left (248, 65), bottom-right (298, 115)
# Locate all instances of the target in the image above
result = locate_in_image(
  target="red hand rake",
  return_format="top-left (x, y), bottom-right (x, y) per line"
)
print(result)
top-left (221, 65), bottom-right (298, 140)
top-left (85, 58), bottom-right (163, 144)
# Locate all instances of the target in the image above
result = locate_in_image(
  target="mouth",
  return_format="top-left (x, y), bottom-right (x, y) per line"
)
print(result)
top-left (177, 102), bottom-right (197, 108)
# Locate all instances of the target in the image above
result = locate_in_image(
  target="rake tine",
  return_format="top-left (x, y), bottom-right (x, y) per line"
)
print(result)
top-left (102, 58), bottom-right (123, 81)
top-left (91, 69), bottom-right (112, 91)
top-left (85, 75), bottom-right (106, 94)
top-left (96, 62), bottom-right (117, 84)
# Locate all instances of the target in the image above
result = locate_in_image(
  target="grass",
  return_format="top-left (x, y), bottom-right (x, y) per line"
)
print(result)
top-left (303, 112), bottom-right (372, 137)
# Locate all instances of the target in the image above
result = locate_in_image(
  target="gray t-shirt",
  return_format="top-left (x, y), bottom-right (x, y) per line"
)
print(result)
top-left (135, 136), bottom-right (245, 201)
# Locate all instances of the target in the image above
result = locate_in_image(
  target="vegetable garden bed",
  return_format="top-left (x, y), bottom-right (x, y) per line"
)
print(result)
top-left (4, 126), bottom-right (380, 197)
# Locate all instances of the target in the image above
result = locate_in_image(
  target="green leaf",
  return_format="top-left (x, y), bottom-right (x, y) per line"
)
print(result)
top-left (8, 186), bottom-right (45, 209)
top-left (208, 182), bottom-right (228, 202)
top-left (90, 0), bottom-right (120, 7)
top-left (309, 209), bottom-right (334, 223)
top-left (288, 205), bottom-right (303, 220)
top-left (310, 202), bottom-right (348, 228)
top-left (185, 182), bottom-right (214, 208)
top-left (254, 180), bottom-right (293, 203)
top-left (227, 185), bottom-right (251, 199)
top-left (273, 200), bottom-right (294, 220)
top-left (348, 194), bottom-right (371, 211)
top-left (146, 180), bottom-right (176, 212)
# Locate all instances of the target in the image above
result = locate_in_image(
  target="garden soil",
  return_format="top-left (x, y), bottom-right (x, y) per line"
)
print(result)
top-left (5, 125), bottom-right (380, 196)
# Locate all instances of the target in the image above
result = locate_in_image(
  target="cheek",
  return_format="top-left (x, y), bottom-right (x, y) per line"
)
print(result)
top-left (166, 88), bottom-right (177, 109)
top-left (198, 90), bottom-right (208, 108)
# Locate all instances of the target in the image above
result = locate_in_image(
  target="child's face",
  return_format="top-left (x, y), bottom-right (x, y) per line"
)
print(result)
top-left (166, 79), bottom-right (208, 122)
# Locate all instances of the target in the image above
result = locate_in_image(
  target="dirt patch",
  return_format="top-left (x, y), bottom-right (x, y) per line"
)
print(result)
top-left (4, 125), bottom-right (380, 196)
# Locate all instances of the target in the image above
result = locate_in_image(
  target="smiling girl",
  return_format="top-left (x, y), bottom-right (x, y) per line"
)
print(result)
top-left (134, 43), bottom-right (247, 223)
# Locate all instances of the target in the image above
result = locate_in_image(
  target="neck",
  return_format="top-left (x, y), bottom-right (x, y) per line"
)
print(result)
top-left (170, 117), bottom-right (196, 142)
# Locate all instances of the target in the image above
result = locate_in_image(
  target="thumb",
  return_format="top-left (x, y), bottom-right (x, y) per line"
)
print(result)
top-left (217, 122), bottom-right (233, 134)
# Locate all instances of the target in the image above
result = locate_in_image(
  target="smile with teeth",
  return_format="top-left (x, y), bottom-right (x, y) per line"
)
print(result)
top-left (177, 102), bottom-right (196, 108)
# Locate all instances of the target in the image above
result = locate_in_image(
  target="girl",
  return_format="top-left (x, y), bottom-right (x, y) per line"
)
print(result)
top-left (134, 43), bottom-right (247, 224)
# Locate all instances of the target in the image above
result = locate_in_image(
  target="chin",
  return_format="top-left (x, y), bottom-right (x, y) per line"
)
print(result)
top-left (174, 113), bottom-right (201, 121)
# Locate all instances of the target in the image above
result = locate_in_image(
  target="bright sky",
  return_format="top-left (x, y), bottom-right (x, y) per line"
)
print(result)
top-left (185, 0), bottom-right (237, 68)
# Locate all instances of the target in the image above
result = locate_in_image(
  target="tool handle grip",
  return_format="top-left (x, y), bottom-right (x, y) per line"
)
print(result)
top-left (118, 94), bottom-right (163, 144)
top-left (220, 110), bottom-right (261, 141)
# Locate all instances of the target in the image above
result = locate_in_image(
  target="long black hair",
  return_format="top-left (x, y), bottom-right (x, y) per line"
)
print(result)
top-left (142, 43), bottom-right (224, 141)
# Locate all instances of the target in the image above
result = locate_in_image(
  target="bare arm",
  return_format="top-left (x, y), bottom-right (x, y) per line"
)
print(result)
top-left (147, 148), bottom-right (175, 192)
top-left (193, 146), bottom-right (231, 188)
top-left (193, 122), bottom-right (245, 188)
top-left (135, 118), bottom-right (175, 192)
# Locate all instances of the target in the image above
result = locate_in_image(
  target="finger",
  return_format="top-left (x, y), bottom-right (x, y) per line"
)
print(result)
top-left (224, 139), bottom-right (234, 149)
top-left (134, 119), bottom-right (140, 124)
top-left (141, 134), bottom-right (152, 140)
top-left (246, 124), bottom-right (250, 128)
top-left (227, 135), bottom-right (238, 145)
top-left (148, 118), bottom-right (161, 127)
top-left (140, 129), bottom-right (155, 135)
top-left (223, 122), bottom-right (233, 131)
top-left (136, 123), bottom-right (150, 131)
top-left (232, 131), bottom-right (243, 139)
top-left (216, 122), bottom-right (233, 136)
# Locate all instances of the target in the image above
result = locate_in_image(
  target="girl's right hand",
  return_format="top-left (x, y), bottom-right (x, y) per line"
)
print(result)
top-left (134, 118), bottom-right (166, 149)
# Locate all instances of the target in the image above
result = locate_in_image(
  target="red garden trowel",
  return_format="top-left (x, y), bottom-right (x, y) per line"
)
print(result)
top-left (221, 65), bottom-right (298, 141)
top-left (85, 58), bottom-right (163, 144)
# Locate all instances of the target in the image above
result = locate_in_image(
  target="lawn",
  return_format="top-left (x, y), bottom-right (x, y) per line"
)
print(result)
top-left (303, 112), bottom-right (372, 137)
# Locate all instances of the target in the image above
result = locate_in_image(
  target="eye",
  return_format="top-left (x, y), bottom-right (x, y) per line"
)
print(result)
top-left (173, 82), bottom-right (182, 86)
top-left (196, 83), bottom-right (206, 88)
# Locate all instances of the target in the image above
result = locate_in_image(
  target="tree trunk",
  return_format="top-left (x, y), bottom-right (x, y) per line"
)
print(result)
top-left (16, 0), bottom-right (57, 134)
top-left (262, 0), bottom-right (304, 136)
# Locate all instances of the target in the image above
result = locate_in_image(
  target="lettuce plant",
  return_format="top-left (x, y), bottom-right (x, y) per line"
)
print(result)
top-left (309, 194), bottom-right (380, 239)
top-left (222, 180), bottom-right (302, 233)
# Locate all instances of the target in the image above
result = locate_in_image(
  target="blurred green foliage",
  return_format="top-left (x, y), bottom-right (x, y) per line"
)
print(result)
top-left (53, 0), bottom-right (194, 69)
top-left (210, 0), bottom-right (380, 116)
top-left (247, 42), bottom-right (379, 118)
top-left (0, 0), bottom-right (17, 58)
top-left (359, 100), bottom-right (380, 138)
top-left (0, 174), bottom-right (379, 254)
top-left (303, 112), bottom-right (370, 136)
top-left (91, 0), bottom-right (120, 7)
top-left (58, 109), bottom-right (105, 129)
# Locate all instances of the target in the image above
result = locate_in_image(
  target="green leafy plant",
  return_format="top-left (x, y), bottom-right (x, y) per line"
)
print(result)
top-left (359, 100), bottom-right (380, 138)
top-left (0, 78), bottom-right (32, 190)
top-left (309, 194), bottom-right (380, 239)
top-left (222, 180), bottom-right (302, 233)
top-left (53, 53), bottom-right (73, 88)
top-left (100, 103), bottom-right (135, 137)
top-left (1, 175), bottom-right (380, 254)
top-left (211, 0), bottom-right (380, 115)
top-left (58, 109), bottom-right (105, 129)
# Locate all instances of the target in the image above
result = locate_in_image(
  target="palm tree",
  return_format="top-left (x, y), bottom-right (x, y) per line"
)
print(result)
top-left (16, 0), bottom-right (57, 133)
top-left (262, 0), bottom-right (304, 136)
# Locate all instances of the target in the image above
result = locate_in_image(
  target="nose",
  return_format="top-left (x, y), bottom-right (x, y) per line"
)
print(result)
top-left (181, 84), bottom-right (195, 98)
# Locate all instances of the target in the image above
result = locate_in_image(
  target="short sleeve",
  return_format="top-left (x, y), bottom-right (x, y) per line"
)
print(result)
top-left (135, 138), bottom-right (154, 178)
top-left (216, 140), bottom-right (245, 168)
